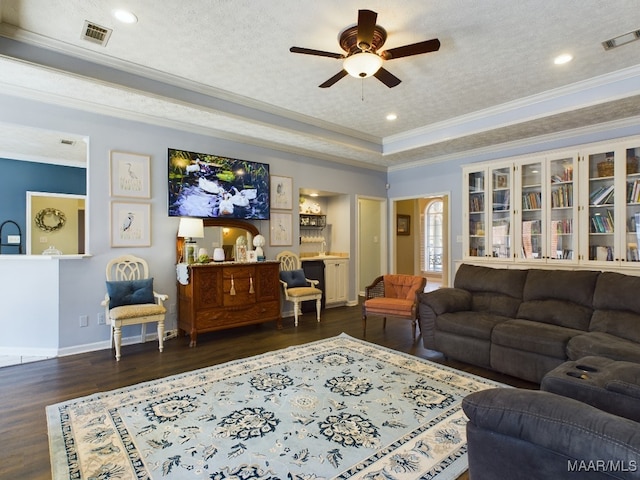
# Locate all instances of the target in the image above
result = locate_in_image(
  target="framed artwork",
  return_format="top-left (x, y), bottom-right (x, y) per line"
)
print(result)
top-left (397, 214), bottom-right (411, 236)
top-left (270, 175), bottom-right (293, 210)
top-left (235, 244), bottom-right (247, 262)
top-left (110, 151), bottom-right (151, 198)
top-left (247, 250), bottom-right (258, 263)
top-left (270, 212), bottom-right (292, 246)
top-left (110, 202), bottom-right (151, 247)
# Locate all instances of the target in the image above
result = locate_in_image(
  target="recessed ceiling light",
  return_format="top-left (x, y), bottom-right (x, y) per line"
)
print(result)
top-left (386, 113), bottom-right (398, 121)
top-left (309, 193), bottom-right (319, 197)
top-left (554, 53), bottom-right (573, 65)
top-left (113, 9), bottom-right (138, 24)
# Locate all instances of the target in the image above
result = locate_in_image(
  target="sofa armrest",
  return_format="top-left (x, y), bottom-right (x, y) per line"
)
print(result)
top-left (463, 388), bottom-right (640, 468)
top-left (419, 287), bottom-right (471, 314)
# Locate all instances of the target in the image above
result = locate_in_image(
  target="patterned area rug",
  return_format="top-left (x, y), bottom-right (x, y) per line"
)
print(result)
top-left (47, 334), bottom-right (506, 479)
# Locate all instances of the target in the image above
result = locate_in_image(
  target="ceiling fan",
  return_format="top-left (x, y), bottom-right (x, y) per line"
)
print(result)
top-left (290, 9), bottom-right (440, 88)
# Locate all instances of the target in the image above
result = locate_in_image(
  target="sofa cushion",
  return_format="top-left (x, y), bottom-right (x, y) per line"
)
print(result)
top-left (364, 297), bottom-right (414, 317)
top-left (521, 269), bottom-right (599, 307)
top-left (454, 263), bottom-right (528, 299)
top-left (435, 312), bottom-right (510, 340)
top-left (567, 332), bottom-right (640, 363)
top-left (593, 271), bottom-right (640, 314)
top-left (589, 310), bottom-right (640, 343)
top-left (516, 269), bottom-right (599, 330)
top-left (492, 319), bottom-right (582, 358)
top-left (516, 299), bottom-right (593, 330)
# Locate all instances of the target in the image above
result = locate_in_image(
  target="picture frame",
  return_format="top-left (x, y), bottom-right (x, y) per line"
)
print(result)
top-left (270, 212), bottom-right (292, 246)
top-left (110, 151), bottom-right (151, 198)
top-left (110, 202), bottom-right (151, 247)
top-left (270, 175), bottom-right (293, 210)
top-left (235, 244), bottom-right (247, 262)
top-left (397, 214), bottom-right (411, 236)
top-left (247, 250), bottom-right (258, 263)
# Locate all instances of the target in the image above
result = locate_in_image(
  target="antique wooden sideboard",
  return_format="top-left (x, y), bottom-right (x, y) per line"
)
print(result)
top-left (178, 261), bottom-right (282, 346)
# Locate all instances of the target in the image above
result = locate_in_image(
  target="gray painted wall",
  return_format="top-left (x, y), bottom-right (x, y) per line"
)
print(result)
top-left (0, 94), bottom-right (386, 353)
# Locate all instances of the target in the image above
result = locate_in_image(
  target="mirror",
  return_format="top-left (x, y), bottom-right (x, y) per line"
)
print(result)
top-left (0, 123), bottom-right (88, 256)
top-left (26, 192), bottom-right (86, 255)
top-left (176, 218), bottom-right (260, 262)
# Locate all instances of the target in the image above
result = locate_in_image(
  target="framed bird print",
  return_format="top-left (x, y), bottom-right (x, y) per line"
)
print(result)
top-left (270, 212), bottom-right (292, 246)
top-left (110, 151), bottom-right (151, 198)
top-left (110, 202), bottom-right (151, 247)
top-left (270, 175), bottom-right (293, 210)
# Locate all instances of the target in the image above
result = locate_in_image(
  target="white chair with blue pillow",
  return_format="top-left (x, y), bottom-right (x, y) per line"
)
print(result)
top-left (102, 255), bottom-right (168, 361)
top-left (276, 251), bottom-right (322, 326)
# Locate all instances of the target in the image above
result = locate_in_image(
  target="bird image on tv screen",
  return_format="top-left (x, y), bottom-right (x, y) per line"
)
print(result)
top-left (168, 148), bottom-right (270, 220)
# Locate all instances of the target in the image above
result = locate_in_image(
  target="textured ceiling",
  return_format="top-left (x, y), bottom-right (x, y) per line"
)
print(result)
top-left (0, 0), bottom-right (640, 170)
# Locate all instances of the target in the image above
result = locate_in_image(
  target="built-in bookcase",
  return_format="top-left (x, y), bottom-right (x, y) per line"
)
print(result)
top-left (462, 134), bottom-right (640, 271)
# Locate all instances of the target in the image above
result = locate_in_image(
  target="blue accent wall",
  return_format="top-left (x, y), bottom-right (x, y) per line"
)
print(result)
top-left (0, 158), bottom-right (86, 253)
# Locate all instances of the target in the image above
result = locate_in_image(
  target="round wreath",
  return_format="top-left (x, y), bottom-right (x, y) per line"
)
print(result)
top-left (35, 208), bottom-right (66, 232)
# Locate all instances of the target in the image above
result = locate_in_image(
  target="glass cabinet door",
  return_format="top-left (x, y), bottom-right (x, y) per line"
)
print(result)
top-left (586, 150), bottom-right (616, 262)
top-left (625, 145), bottom-right (640, 262)
top-left (490, 166), bottom-right (512, 259)
top-left (467, 170), bottom-right (486, 257)
top-left (519, 161), bottom-right (543, 260)
top-left (548, 156), bottom-right (575, 261)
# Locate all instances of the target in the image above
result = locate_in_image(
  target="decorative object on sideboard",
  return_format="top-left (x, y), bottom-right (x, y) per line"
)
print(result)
top-left (177, 217), bottom-right (204, 264)
top-left (253, 234), bottom-right (266, 260)
top-left (212, 247), bottom-right (225, 262)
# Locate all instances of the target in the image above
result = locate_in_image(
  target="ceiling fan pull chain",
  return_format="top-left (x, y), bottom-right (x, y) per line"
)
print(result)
top-left (361, 79), bottom-right (365, 102)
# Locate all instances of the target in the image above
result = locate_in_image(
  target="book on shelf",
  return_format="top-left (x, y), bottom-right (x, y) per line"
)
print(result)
top-left (590, 184), bottom-right (614, 206)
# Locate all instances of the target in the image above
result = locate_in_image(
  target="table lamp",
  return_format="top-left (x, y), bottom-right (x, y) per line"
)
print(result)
top-left (178, 217), bottom-right (204, 264)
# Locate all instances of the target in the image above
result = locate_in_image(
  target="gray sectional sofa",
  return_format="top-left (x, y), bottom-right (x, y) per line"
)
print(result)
top-left (418, 263), bottom-right (640, 383)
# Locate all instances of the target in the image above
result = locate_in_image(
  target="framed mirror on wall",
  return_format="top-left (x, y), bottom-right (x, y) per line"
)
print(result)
top-left (0, 123), bottom-right (88, 256)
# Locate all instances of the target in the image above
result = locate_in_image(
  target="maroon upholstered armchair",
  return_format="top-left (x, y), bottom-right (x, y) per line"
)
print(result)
top-left (362, 274), bottom-right (427, 338)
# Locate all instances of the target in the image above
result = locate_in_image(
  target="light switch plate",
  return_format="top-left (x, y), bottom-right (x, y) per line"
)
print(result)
top-left (7, 235), bottom-right (20, 244)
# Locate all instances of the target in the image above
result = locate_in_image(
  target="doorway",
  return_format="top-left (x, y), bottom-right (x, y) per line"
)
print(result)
top-left (357, 196), bottom-right (387, 295)
top-left (393, 194), bottom-right (450, 289)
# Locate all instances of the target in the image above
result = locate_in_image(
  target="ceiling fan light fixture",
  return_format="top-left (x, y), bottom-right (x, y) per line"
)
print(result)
top-left (343, 52), bottom-right (383, 78)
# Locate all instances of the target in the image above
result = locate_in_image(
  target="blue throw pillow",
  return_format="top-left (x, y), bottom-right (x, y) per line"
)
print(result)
top-left (279, 269), bottom-right (308, 288)
top-left (106, 278), bottom-right (155, 308)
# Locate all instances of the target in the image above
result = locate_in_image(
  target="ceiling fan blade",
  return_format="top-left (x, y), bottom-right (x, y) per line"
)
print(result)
top-left (319, 70), bottom-right (348, 88)
top-left (290, 46), bottom-right (344, 59)
top-left (381, 38), bottom-right (441, 60)
top-left (374, 67), bottom-right (401, 88)
top-left (356, 9), bottom-right (377, 50)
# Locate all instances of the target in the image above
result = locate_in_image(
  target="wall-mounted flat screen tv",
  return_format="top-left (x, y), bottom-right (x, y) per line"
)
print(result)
top-left (168, 148), bottom-right (270, 219)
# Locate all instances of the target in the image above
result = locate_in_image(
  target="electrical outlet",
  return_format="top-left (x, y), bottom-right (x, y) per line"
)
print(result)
top-left (79, 315), bottom-right (89, 327)
top-left (169, 303), bottom-right (176, 314)
top-left (40, 236), bottom-right (48, 243)
top-left (97, 313), bottom-right (105, 325)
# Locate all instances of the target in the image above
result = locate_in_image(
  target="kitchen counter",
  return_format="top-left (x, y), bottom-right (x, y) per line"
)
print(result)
top-left (301, 254), bottom-right (349, 261)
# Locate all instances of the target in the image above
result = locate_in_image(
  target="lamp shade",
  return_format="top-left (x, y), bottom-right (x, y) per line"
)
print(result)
top-left (178, 217), bottom-right (204, 239)
top-left (343, 52), bottom-right (383, 78)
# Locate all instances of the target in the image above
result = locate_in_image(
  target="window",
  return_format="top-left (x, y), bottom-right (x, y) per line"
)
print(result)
top-left (424, 200), bottom-right (443, 272)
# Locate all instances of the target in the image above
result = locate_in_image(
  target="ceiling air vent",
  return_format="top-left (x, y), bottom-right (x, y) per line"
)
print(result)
top-left (602, 29), bottom-right (640, 50)
top-left (60, 139), bottom-right (75, 146)
top-left (81, 20), bottom-right (112, 47)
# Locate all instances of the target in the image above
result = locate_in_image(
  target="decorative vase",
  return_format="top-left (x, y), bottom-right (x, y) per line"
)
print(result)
top-left (213, 247), bottom-right (225, 262)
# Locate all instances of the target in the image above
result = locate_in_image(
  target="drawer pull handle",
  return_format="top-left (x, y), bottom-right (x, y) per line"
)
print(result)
top-left (249, 276), bottom-right (255, 294)
top-left (230, 275), bottom-right (236, 296)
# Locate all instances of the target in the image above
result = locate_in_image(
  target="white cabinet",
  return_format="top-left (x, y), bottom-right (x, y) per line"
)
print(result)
top-left (515, 152), bottom-right (578, 263)
top-left (463, 161), bottom-right (513, 260)
top-left (463, 135), bottom-right (640, 272)
top-left (579, 139), bottom-right (640, 265)
top-left (324, 258), bottom-right (348, 306)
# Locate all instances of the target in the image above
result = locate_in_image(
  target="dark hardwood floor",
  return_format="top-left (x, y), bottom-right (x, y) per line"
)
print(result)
top-left (0, 302), bottom-right (536, 479)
